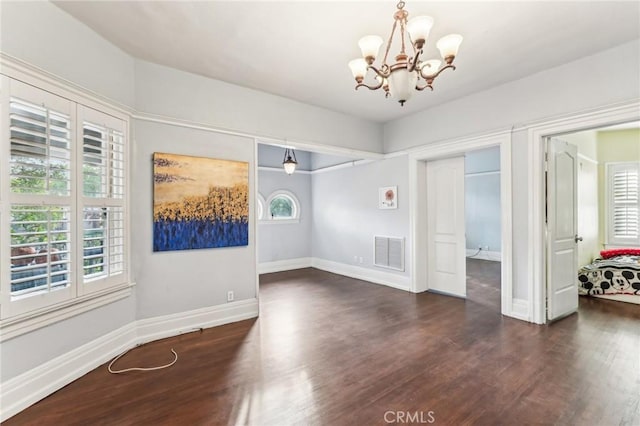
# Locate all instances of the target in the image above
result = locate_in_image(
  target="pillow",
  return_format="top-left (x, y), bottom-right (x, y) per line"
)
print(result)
top-left (600, 248), bottom-right (640, 259)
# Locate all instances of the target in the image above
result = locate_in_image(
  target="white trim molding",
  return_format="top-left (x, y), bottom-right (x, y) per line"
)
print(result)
top-left (0, 298), bottom-right (259, 422)
top-left (408, 130), bottom-right (517, 320)
top-left (0, 284), bottom-right (134, 342)
top-left (527, 98), bottom-right (640, 325)
top-left (258, 257), bottom-right (313, 274)
top-left (311, 258), bottom-right (411, 292)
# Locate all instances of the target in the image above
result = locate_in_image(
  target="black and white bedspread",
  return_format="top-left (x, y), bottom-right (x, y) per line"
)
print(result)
top-left (578, 255), bottom-right (640, 296)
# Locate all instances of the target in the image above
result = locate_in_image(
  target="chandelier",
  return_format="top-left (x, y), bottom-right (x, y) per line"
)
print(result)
top-left (348, 1), bottom-right (463, 106)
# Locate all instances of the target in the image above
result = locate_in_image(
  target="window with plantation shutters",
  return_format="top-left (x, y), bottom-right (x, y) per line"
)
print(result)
top-left (79, 106), bottom-right (126, 291)
top-left (2, 78), bottom-right (129, 319)
top-left (607, 163), bottom-right (640, 246)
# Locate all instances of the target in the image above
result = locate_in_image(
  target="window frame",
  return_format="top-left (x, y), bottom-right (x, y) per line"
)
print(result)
top-left (0, 72), bottom-right (132, 332)
top-left (605, 161), bottom-right (640, 247)
top-left (263, 190), bottom-right (300, 223)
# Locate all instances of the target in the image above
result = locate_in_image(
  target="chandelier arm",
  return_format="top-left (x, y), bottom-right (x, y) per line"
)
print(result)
top-left (419, 63), bottom-right (456, 80)
top-left (415, 81), bottom-right (434, 91)
top-left (407, 46), bottom-right (423, 73)
top-left (355, 80), bottom-right (384, 91)
top-left (367, 65), bottom-right (390, 80)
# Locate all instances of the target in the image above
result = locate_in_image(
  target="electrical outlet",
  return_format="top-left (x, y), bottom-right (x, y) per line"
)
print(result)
top-left (484, 245), bottom-right (490, 251)
top-left (354, 255), bottom-right (358, 263)
top-left (359, 257), bottom-right (364, 264)
top-left (227, 291), bottom-right (234, 302)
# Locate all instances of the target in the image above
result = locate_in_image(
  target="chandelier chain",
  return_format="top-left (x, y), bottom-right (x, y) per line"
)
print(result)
top-left (382, 18), bottom-right (398, 66)
top-left (399, 14), bottom-right (407, 55)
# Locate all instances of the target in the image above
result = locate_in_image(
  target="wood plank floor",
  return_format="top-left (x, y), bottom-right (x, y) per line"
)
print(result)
top-left (5, 268), bottom-right (640, 425)
top-left (466, 258), bottom-right (501, 312)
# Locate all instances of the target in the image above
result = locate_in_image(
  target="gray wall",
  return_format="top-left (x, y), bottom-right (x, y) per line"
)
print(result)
top-left (383, 39), bottom-right (640, 153)
top-left (132, 121), bottom-right (257, 319)
top-left (258, 171), bottom-right (312, 263)
top-left (0, 0), bottom-right (137, 382)
top-left (311, 153), bottom-right (359, 170)
top-left (465, 147), bottom-right (501, 252)
top-left (311, 156), bottom-right (410, 277)
top-left (384, 39), bottom-right (640, 301)
top-left (134, 60), bottom-right (383, 154)
top-left (0, 1), bottom-right (382, 382)
top-left (0, 1), bottom-right (135, 107)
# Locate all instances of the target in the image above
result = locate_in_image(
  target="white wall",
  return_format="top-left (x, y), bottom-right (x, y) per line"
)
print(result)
top-left (465, 147), bottom-right (501, 253)
top-left (132, 120), bottom-right (256, 319)
top-left (311, 155), bottom-right (410, 279)
top-left (258, 171), bottom-right (312, 264)
top-left (134, 60), bottom-right (383, 154)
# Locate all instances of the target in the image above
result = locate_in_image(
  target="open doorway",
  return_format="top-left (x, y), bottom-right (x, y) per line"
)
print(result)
top-left (410, 134), bottom-right (514, 318)
top-left (546, 121), bottom-right (640, 320)
top-left (465, 147), bottom-right (502, 312)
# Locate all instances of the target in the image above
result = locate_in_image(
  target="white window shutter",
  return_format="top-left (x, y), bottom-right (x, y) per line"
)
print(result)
top-left (609, 163), bottom-right (640, 245)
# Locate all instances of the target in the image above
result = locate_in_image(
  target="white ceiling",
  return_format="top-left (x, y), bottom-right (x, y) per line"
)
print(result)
top-left (53, 1), bottom-right (640, 123)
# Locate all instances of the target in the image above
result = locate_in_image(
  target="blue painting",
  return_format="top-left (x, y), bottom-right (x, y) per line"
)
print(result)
top-left (153, 152), bottom-right (249, 252)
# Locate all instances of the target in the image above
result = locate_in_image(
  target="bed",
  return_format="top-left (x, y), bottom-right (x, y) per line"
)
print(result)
top-left (578, 253), bottom-right (640, 296)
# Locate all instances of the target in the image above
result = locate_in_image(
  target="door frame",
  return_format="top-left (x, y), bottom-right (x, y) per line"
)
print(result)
top-left (409, 131), bottom-right (514, 318)
top-left (528, 99), bottom-right (640, 324)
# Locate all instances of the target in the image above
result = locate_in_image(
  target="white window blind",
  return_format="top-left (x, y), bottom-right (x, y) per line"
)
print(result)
top-left (10, 99), bottom-right (71, 196)
top-left (79, 106), bottom-right (127, 293)
top-left (608, 163), bottom-right (640, 246)
top-left (2, 78), bottom-right (128, 319)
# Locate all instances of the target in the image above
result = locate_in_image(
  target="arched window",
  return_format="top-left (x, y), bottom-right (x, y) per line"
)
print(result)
top-left (266, 190), bottom-right (300, 222)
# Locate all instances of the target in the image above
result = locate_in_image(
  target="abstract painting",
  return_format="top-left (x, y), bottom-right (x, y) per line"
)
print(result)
top-left (153, 152), bottom-right (249, 252)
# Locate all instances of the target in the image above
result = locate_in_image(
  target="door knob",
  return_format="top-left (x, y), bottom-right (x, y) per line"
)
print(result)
top-left (574, 235), bottom-right (583, 243)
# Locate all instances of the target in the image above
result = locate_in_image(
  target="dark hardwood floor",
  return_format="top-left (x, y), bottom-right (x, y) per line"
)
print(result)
top-left (466, 258), bottom-right (501, 312)
top-left (5, 268), bottom-right (640, 425)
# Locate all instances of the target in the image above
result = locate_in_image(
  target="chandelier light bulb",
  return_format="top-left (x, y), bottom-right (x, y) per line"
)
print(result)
top-left (436, 34), bottom-right (463, 63)
top-left (348, 58), bottom-right (368, 81)
top-left (406, 15), bottom-right (434, 48)
top-left (358, 35), bottom-right (384, 64)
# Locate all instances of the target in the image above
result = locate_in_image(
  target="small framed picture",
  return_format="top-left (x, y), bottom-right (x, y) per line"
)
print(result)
top-left (379, 186), bottom-right (397, 209)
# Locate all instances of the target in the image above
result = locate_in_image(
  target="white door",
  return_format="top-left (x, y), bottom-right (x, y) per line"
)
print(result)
top-left (547, 138), bottom-right (579, 321)
top-left (427, 157), bottom-right (466, 297)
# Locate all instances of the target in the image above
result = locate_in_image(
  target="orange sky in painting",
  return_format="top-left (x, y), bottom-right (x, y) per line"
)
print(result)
top-left (154, 152), bottom-right (248, 204)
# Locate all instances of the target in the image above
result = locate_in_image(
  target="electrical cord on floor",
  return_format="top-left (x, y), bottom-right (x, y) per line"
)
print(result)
top-left (108, 347), bottom-right (178, 374)
top-left (466, 248), bottom-right (482, 258)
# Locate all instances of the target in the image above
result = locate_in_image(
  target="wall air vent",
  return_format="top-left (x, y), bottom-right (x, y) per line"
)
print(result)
top-left (374, 236), bottom-right (405, 271)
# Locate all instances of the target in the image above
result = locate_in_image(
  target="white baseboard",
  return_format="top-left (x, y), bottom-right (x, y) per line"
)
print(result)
top-left (311, 258), bottom-right (411, 292)
top-left (0, 298), bottom-right (259, 422)
top-left (510, 298), bottom-right (530, 321)
top-left (136, 298), bottom-right (259, 343)
top-left (466, 249), bottom-right (501, 262)
top-left (0, 322), bottom-right (138, 422)
top-left (258, 257), bottom-right (312, 274)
